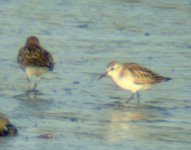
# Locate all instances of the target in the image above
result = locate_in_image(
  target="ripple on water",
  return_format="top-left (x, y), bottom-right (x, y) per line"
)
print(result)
top-left (0, 0), bottom-right (191, 149)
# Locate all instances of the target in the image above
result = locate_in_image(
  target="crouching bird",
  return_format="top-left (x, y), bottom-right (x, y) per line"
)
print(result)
top-left (0, 113), bottom-right (18, 136)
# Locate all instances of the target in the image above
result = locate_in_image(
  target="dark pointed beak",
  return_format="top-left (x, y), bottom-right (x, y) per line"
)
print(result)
top-left (98, 72), bottom-right (107, 80)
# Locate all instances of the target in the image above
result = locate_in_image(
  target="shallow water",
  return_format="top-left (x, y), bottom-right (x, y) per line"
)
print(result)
top-left (0, 0), bottom-right (191, 149)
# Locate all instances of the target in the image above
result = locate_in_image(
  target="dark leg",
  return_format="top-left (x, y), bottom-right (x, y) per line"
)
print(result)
top-left (25, 76), bottom-right (33, 96)
top-left (33, 83), bottom-right (37, 91)
top-left (136, 92), bottom-right (140, 104)
top-left (32, 76), bottom-right (40, 92)
top-left (27, 76), bottom-right (30, 91)
top-left (126, 93), bottom-right (135, 103)
top-left (136, 92), bottom-right (140, 98)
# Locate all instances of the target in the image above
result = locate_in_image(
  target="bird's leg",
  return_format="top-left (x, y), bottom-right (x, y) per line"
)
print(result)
top-left (33, 83), bottom-right (37, 91)
top-left (26, 76), bottom-right (31, 91)
top-left (25, 75), bottom-right (33, 96)
top-left (126, 93), bottom-right (135, 103)
top-left (136, 92), bottom-right (140, 98)
top-left (136, 92), bottom-right (140, 104)
top-left (32, 76), bottom-right (40, 92)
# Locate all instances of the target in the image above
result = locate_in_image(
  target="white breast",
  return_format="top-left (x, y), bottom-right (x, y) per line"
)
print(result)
top-left (111, 75), bottom-right (149, 93)
top-left (25, 66), bottom-right (49, 78)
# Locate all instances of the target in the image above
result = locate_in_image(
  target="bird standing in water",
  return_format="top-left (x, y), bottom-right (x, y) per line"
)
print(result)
top-left (99, 61), bottom-right (171, 103)
top-left (17, 36), bottom-right (54, 91)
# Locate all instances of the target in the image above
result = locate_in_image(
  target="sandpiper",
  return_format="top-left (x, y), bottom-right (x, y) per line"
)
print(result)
top-left (99, 61), bottom-right (171, 103)
top-left (0, 113), bottom-right (18, 136)
top-left (17, 36), bottom-right (54, 91)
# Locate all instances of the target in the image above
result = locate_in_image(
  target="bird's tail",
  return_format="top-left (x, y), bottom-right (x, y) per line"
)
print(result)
top-left (155, 76), bottom-right (172, 83)
top-left (48, 63), bottom-right (54, 71)
top-left (164, 77), bottom-right (172, 81)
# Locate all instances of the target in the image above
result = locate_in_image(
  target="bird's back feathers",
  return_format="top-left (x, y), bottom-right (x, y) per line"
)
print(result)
top-left (17, 45), bottom-right (54, 71)
top-left (120, 63), bottom-right (171, 85)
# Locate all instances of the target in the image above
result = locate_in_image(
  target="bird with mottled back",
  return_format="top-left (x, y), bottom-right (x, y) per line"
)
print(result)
top-left (17, 45), bottom-right (54, 71)
top-left (17, 36), bottom-right (54, 91)
top-left (17, 36), bottom-right (54, 71)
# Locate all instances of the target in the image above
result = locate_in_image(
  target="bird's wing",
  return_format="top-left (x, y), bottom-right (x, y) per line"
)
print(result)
top-left (121, 63), bottom-right (164, 85)
top-left (17, 45), bottom-right (54, 70)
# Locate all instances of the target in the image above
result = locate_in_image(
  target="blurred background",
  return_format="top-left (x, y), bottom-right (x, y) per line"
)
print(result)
top-left (0, 0), bottom-right (190, 149)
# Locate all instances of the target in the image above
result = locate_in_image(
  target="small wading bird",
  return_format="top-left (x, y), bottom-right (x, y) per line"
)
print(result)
top-left (0, 113), bottom-right (18, 136)
top-left (99, 61), bottom-right (171, 103)
top-left (17, 36), bottom-right (54, 91)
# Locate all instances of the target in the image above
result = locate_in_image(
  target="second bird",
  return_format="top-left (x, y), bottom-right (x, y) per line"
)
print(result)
top-left (99, 61), bottom-right (171, 103)
top-left (0, 113), bottom-right (18, 136)
top-left (17, 36), bottom-right (54, 91)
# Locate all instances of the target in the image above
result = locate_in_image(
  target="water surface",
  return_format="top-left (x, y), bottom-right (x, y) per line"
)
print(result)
top-left (0, 0), bottom-right (191, 149)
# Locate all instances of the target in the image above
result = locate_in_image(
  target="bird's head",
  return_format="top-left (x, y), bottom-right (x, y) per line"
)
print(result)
top-left (99, 61), bottom-right (122, 79)
top-left (25, 36), bottom-right (40, 46)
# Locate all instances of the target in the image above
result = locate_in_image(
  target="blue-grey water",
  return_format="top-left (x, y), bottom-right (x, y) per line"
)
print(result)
top-left (0, 0), bottom-right (191, 149)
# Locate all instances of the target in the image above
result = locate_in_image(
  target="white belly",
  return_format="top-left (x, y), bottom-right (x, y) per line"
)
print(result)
top-left (112, 76), bottom-right (150, 93)
top-left (25, 66), bottom-right (49, 77)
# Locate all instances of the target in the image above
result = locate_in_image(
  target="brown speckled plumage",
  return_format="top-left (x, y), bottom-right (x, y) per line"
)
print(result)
top-left (17, 36), bottom-right (54, 90)
top-left (17, 36), bottom-right (54, 71)
top-left (0, 113), bottom-right (18, 136)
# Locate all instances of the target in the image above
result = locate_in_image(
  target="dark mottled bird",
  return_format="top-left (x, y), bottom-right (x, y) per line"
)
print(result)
top-left (17, 36), bottom-right (54, 91)
top-left (99, 61), bottom-right (171, 103)
top-left (0, 113), bottom-right (18, 136)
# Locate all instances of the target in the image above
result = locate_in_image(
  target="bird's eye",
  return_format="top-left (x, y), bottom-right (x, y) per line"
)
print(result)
top-left (110, 67), bottom-right (114, 71)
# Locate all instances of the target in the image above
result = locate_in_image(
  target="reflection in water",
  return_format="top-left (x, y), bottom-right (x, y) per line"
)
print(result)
top-left (13, 90), bottom-right (45, 101)
top-left (0, 0), bottom-right (190, 149)
top-left (12, 90), bottom-right (54, 112)
top-left (104, 105), bottom-right (152, 143)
